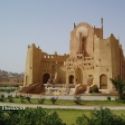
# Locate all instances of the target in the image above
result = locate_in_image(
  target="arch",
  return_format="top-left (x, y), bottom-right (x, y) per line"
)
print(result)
top-left (43, 73), bottom-right (50, 84)
top-left (75, 68), bottom-right (83, 84)
top-left (69, 75), bottom-right (74, 84)
top-left (100, 74), bottom-right (107, 89)
top-left (87, 75), bottom-right (93, 86)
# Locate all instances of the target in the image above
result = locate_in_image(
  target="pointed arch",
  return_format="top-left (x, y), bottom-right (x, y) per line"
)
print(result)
top-left (43, 73), bottom-right (50, 84)
top-left (100, 74), bottom-right (107, 89)
top-left (69, 75), bottom-right (74, 84)
top-left (75, 67), bottom-right (83, 84)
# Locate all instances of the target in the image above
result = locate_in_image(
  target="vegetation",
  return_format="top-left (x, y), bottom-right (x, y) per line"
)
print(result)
top-left (0, 94), bottom-right (5, 102)
top-left (50, 97), bottom-right (58, 104)
top-left (0, 87), bottom-right (17, 92)
top-left (111, 77), bottom-right (125, 100)
top-left (20, 96), bottom-right (26, 103)
top-left (0, 107), bottom-right (66, 125)
top-left (0, 107), bottom-right (125, 125)
top-left (26, 96), bottom-right (31, 103)
top-left (107, 96), bottom-right (111, 101)
top-left (74, 96), bottom-right (82, 105)
top-left (76, 108), bottom-right (125, 125)
top-left (38, 98), bottom-right (46, 104)
top-left (1, 95), bottom-right (125, 106)
top-left (8, 95), bottom-right (14, 103)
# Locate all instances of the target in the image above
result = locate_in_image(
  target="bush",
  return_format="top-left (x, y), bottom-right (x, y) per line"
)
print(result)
top-left (0, 107), bottom-right (66, 125)
top-left (45, 111), bottom-right (66, 125)
top-left (76, 108), bottom-right (125, 125)
top-left (20, 96), bottom-right (25, 103)
top-left (8, 95), bottom-right (14, 102)
top-left (74, 96), bottom-right (82, 105)
top-left (38, 98), bottom-right (45, 104)
top-left (15, 95), bottom-right (19, 98)
top-left (107, 96), bottom-right (111, 101)
top-left (111, 77), bottom-right (125, 100)
top-left (89, 85), bottom-right (99, 93)
top-left (26, 96), bottom-right (31, 103)
top-left (0, 94), bottom-right (5, 102)
top-left (50, 97), bottom-right (58, 105)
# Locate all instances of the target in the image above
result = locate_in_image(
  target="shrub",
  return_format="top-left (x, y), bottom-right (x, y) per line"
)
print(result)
top-left (0, 94), bottom-right (5, 102)
top-left (76, 108), bottom-right (125, 125)
top-left (46, 111), bottom-right (66, 125)
top-left (0, 107), bottom-right (66, 125)
top-left (50, 97), bottom-right (58, 105)
top-left (26, 96), bottom-right (31, 103)
top-left (107, 96), bottom-right (111, 101)
top-left (20, 96), bottom-right (25, 103)
top-left (74, 96), bottom-right (82, 105)
top-left (8, 95), bottom-right (14, 102)
top-left (111, 77), bottom-right (125, 100)
top-left (38, 98), bottom-right (45, 104)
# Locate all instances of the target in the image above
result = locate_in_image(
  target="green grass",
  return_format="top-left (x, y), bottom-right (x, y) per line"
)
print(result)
top-left (45, 109), bottom-right (91, 125)
top-left (45, 109), bottom-right (125, 125)
top-left (1, 96), bottom-right (125, 125)
top-left (1, 96), bottom-right (125, 106)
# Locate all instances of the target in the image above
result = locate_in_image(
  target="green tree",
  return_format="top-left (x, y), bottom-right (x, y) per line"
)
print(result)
top-left (111, 77), bottom-right (125, 100)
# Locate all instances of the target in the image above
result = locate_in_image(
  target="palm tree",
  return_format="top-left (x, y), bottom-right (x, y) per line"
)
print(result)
top-left (111, 77), bottom-right (125, 100)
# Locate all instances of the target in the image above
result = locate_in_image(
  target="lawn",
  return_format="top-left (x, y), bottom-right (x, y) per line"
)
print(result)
top-left (1, 96), bottom-right (125, 106)
top-left (1, 96), bottom-right (125, 125)
top-left (45, 109), bottom-right (125, 125)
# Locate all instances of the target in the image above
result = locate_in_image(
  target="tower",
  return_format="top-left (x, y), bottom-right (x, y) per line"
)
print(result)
top-left (24, 43), bottom-right (41, 86)
top-left (101, 17), bottom-right (104, 39)
top-left (70, 23), bottom-right (94, 57)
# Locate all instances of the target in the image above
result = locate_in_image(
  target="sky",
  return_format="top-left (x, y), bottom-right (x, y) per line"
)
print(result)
top-left (0, 0), bottom-right (125, 73)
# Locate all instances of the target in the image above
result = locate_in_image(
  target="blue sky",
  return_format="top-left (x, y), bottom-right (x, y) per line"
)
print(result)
top-left (0, 0), bottom-right (125, 73)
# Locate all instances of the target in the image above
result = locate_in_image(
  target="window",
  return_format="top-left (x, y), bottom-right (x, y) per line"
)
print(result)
top-left (100, 74), bottom-right (107, 89)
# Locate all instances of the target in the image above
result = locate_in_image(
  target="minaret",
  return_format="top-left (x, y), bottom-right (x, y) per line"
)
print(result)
top-left (74, 22), bottom-right (76, 29)
top-left (101, 18), bottom-right (104, 38)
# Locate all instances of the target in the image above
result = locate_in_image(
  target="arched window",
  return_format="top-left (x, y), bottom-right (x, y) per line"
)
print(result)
top-left (75, 68), bottom-right (83, 84)
top-left (43, 73), bottom-right (50, 84)
top-left (69, 75), bottom-right (74, 84)
top-left (100, 74), bottom-right (107, 89)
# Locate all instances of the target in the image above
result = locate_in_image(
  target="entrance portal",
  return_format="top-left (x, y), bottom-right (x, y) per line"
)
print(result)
top-left (69, 75), bottom-right (74, 84)
top-left (43, 73), bottom-right (50, 84)
top-left (100, 74), bottom-right (107, 89)
top-left (75, 68), bottom-right (83, 84)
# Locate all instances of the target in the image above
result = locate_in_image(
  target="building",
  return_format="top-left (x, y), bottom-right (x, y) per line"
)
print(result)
top-left (23, 19), bottom-right (125, 95)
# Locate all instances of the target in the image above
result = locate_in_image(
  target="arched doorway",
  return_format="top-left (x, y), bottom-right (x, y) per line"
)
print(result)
top-left (69, 75), bottom-right (74, 84)
top-left (100, 74), bottom-right (107, 89)
top-left (75, 68), bottom-right (83, 84)
top-left (43, 73), bottom-right (50, 84)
